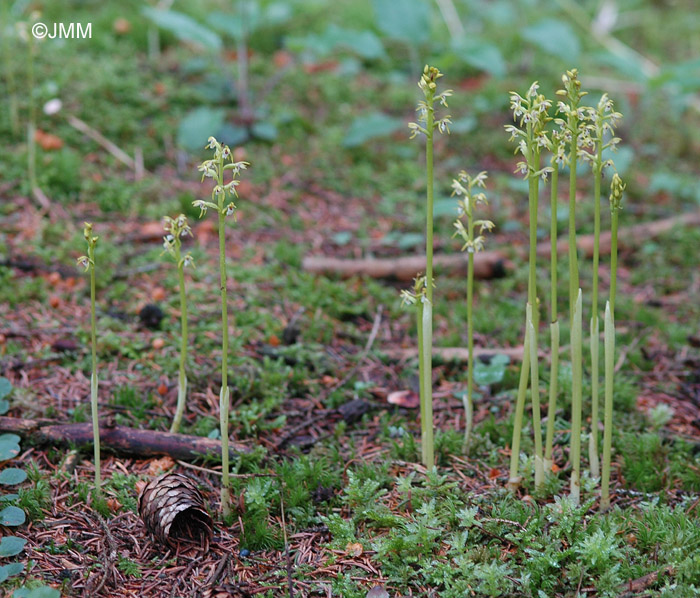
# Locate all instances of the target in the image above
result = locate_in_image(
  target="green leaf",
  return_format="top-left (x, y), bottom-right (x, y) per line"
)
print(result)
top-left (0, 494), bottom-right (19, 502)
top-left (371, 0), bottom-right (430, 43)
top-left (13, 588), bottom-right (61, 598)
top-left (0, 468), bottom-right (27, 485)
top-left (522, 18), bottom-right (580, 62)
top-left (0, 378), bottom-right (11, 400)
top-left (343, 112), bottom-right (404, 148)
top-left (325, 25), bottom-right (386, 60)
top-left (217, 123), bottom-right (249, 147)
top-left (452, 38), bottom-right (506, 77)
top-left (0, 535), bottom-right (26, 557)
top-left (0, 506), bottom-right (25, 526)
top-left (332, 231), bottom-right (353, 246)
top-left (142, 7), bottom-right (222, 51)
top-left (0, 434), bottom-right (20, 445)
top-left (0, 400), bottom-right (8, 416)
top-left (177, 107), bottom-right (226, 151)
top-left (0, 562), bottom-right (23, 583)
top-left (0, 439), bottom-right (20, 462)
top-left (251, 121), bottom-right (278, 141)
top-left (473, 354), bottom-right (510, 386)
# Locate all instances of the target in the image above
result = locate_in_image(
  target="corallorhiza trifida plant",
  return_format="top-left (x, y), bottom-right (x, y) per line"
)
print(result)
top-left (404, 65), bottom-right (452, 468)
top-left (601, 173), bottom-right (625, 511)
top-left (162, 214), bottom-right (195, 434)
top-left (77, 223), bottom-right (101, 497)
top-left (582, 95), bottom-right (621, 478)
top-left (505, 82), bottom-right (552, 491)
top-left (194, 136), bottom-right (249, 520)
top-left (554, 70), bottom-right (590, 504)
top-left (451, 170), bottom-right (493, 450)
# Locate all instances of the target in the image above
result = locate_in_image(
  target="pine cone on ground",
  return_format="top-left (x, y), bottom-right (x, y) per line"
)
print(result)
top-left (138, 472), bottom-right (213, 549)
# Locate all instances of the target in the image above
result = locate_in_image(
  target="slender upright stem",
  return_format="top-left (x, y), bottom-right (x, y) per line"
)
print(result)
top-left (417, 92), bottom-right (435, 468)
top-left (570, 289), bottom-right (583, 504)
top-left (601, 301), bottom-right (615, 510)
top-left (88, 244), bottom-right (101, 495)
top-left (27, 32), bottom-right (37, 191)
top-left (567, 121), bottom-right (579, 317)
top-left (528, 304), bottom-right (544, 488)
top-left (425, 111), bottom-right (435, 305)
top-left (610, 209), bottom-right (619, 315)
top-left (217, 167), bottom-right (232, 519)
top-left (508, 322), bottom-right (530, 491)
top-left (420, 302), bottom-right (434, 467)
top-left (1, 2), bottom-right (19, 136)
top-left (544, 164), bottom-right (560, 471)
top-left (170, 248), bottom-right (189, 434)
top-left (589, 144), bottom-right (603, 477)
top-left (464, 249), bottom-right (474, 449)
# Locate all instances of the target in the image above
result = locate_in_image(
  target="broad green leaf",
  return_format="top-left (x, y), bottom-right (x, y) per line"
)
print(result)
top-left (142, 8), bottom-right (222, 51)
top-left (396, 232), bottom-right (424, 250)
top-left (0, 535), bottom-right (26, 557)
top-left (217, 123), bottom-right (249, 147)
top-left (0, 494), bottom-right (19, 502)
top-left (452, 38), bottom-right (506, 77)
top-left (177, 108), bottom-right (226, 151)
top-left (0, 434), bottom-right (20, 445)
top-left (14, 588), bottom-right (61, 598)
top-left (372, 0), bottom-right (430, 44)
top-left (0, 378), bottom-right (11, 400)
top-left (0, 400), bottom-right (8, 416)
top-left (325, 25), bottom-right (386, 60)
top-left (251, 121), bottom-right (278, 141)
top-left (522, 18), bottom-right (580, 62)
top-left (473, 354), bottom-right (510, 386)
top-left (0, 440), bottom-right (20, 462)
top-left (343, 112), bottom-right (404, 148)
top-left (0, 562), bottom-right (24, 583)
top-left (0, 506), bottom-right (25, 526)
top-left (0, 468), bottom-right (27, 485)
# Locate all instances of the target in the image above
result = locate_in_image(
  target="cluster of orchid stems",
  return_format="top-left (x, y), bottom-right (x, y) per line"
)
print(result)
top-left (195, 136), bottom-right (249, 520)
top-left (162, 215), bottom-right (195, 434)
top-left (77, 139), bottom-right (249, 520)
top-left (402, 66), bottom-right (452, 468)
top-left (452, 171), bottom-right (494, 450)
top-left (505, 70), bottom-right (625, 508)
top-left (77, 223), bottom-right (101, 497)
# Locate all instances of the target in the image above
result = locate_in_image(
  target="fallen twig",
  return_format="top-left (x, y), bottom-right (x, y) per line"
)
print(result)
top-left (0, 416), bottom-right (250, 460)
top-left (303, 210), bottom-right (700, 280)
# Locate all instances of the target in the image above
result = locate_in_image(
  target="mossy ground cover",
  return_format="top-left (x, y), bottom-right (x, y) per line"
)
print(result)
top-left (1, 0), bottom-right (700, 596)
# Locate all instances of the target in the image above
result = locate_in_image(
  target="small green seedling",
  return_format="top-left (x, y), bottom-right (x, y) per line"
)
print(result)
top-left (404, 65), bottom-right (452, 468)
top-left (194, 136), bottom-right (249, 520)
top-left (451, 170), bottom-right (493, 450)
top-left (77, 222), bottom-right (101, 497)
top-left (162, 214), bottom-right (195, 434)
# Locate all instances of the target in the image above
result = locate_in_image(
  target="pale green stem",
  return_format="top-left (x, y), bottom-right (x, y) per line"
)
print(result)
top-left (528, 304), bottom-right (544, 489)
top-left (418, 95), bottom-right (435, 467)
top-left (1, 2), bottom-right (19, 136)
top-left (570, 289), bottom-right (583, 504)
top-left (544, 164), bottom-right (560, 472)
top-left (601, 301), bottom-right (615, 510)
top-left (27, 32), bottom-right (37, 191)
top-left (170, 246), bottom-right (189, 434)
top-left (610, 209), bottom-right (619, 315)
top-left (589, 151), bottom-right (603, 479)
top-left (420, 301), bottom-right (434, 468)
top-left (544, 320), bottom-right (560, 471)
top-left (417, 301), bottom-right (426, 463)
top-left (464, 249), bottom-right (474, 451)
top-left (89, 247), bottom-right (101, 496)
top-left (217, 167), bottom-right (231, 519)
top-left (568, 119), bottom-right (580, 317)
top-left (508, 320), bottom-right (530, 491)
